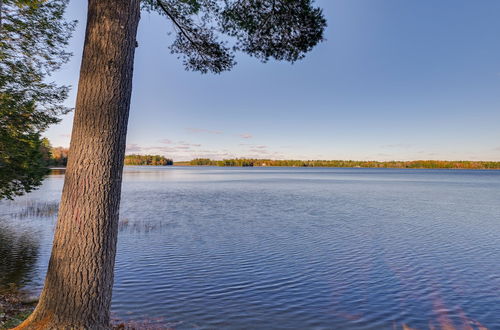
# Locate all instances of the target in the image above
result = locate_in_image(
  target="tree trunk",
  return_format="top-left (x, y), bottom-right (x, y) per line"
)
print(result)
top-left (17, 0), bottom-right (140, 329)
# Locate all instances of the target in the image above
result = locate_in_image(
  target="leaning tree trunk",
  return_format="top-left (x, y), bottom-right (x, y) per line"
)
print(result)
top-left (17, 0), bottom-right (140, 329)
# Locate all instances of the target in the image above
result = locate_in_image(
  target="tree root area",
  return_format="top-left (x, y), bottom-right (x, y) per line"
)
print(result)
top-left (0, 292), bottom-right (36, 329)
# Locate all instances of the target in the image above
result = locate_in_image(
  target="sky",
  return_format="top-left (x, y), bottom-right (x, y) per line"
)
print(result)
top-left (45, 0), bottom-right (500, 161)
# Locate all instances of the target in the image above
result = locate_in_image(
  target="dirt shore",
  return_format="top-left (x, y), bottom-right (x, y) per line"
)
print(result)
top-left (0, 292), bottom-right (36, 329)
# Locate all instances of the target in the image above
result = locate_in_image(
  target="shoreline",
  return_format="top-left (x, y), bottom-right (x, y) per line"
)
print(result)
top-left (0, 290), bottom-right (36, 329)
top-left (50, 165), bottom-right (500, 171)
top-left (171, 164), bottom-right (500, 170)
top-left (0, 291), bottom-right (144, 329)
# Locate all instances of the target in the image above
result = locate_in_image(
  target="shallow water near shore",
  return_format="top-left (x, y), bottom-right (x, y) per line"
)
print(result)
top-left (1, 167), bottom-right (499, 329)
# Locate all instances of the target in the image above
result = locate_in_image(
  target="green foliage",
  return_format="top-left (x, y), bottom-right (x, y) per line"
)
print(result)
top-left (141, 0), bottom-right (327, 73)
top-left (0, 126), bottom-right (50, 200)
top-left (189, 158), bottom-right (500, 169)
top-left (0, 0), bottom-right (75, 199)
top-left (124, 154), bottom-right (173, 166)
top-left (188, 158), bottom-right (213, 166)
top-left (49, 146), bottom-right (68, 167)
top-left (0, 0), bottom-right (75, 115)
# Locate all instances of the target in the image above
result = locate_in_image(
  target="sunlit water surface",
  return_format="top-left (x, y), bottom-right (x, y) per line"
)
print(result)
top-left (1, 167), bottom-right (499, 329)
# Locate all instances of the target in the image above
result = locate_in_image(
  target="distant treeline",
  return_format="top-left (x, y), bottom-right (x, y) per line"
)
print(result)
top-left (50, 147), bottom-right (69, 167)
top-left (124, 154), bottom-right (173, 166)
top-left (44, 141), bottom-right (172, 167)
top-left (40, 139), bottom-right (68, 167)
top-left (189, 158), bottom-right (500, 169)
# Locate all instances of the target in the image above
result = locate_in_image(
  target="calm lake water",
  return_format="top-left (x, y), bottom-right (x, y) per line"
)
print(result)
top-left (1, 167), bottom-right (499, 329)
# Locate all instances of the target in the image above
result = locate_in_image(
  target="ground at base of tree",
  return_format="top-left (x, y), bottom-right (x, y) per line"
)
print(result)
top-left (0, 291), bottom-right (35, 329)
top-left (0, 291), bottom-right (168, 329)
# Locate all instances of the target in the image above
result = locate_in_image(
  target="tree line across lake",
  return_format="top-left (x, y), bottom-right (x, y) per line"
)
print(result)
top-left (43, 146), bottom-right (500, 169)
top-left (43, 143), bottom-right (172, 167)
top-left (188, 158), bottom-right (500, 169)
top-left (124, 154), bottom-right (173, 166)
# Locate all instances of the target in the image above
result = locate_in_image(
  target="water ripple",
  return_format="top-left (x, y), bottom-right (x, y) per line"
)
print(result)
top-left (1, 167), bottom-right (499, 329)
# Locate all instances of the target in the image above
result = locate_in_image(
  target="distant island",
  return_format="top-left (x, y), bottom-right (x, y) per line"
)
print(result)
top-left (124, 154), bottom-right (173, 166)
top-left (174, 158), bottom-right (500, 169)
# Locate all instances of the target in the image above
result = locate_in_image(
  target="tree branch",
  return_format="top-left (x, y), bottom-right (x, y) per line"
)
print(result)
top-left (156, 0), bottom-right (199, 49)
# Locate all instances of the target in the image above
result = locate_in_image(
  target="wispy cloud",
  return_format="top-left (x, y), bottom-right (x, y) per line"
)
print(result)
top-left (239, 133), bottom-right (253, 139)
top-left (494, 146), bottom-right (500, 151)
top-left (125, 142), bottom-right (287, 162)
top-left (381, 144), bottom-right (413, 149)
top-left (249, 149), bottom-right (269, 153)
top-left (179, 141), bottom-right (202, 147)
top-left (125, 141), bottom-right (204, 157)
top-left (246, 149), bottom-right (285, 159)
top-left (239, 144), bottom-right (267, 149)
top-left (126, 144), bottom-right (143, 153)
top-left (148, 146), bottom-right (177, 153)
top-left (186, 127), bottom-right (223, 135)
top-left (159, 139), bottom-right (202, 147)
top-left (187, 148), bottom-right (237, 160)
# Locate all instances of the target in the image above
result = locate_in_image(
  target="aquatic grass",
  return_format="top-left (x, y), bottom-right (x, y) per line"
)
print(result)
top-left (6, 202), bottom-right (172, 232)
top-left (112, 320), bottom-right (176, 330)
top-left (14, 201), bottom-right (59, 219)
top-left (118, 218), bottom-right (178, 233)
top-left (111, 313), bottom-right (179, 330)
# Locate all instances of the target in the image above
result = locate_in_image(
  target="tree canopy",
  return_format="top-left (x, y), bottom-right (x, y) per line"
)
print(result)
top-left (0, 0), bottom-right (75, 199)
top-left (142, 0), bottom-right (327, 73)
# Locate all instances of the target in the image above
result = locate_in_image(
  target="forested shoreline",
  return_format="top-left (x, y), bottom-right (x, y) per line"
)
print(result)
top-left (42, 137), bottom-right (500, 170)
top-left (186, 158), bottom-right (500, 169)
top-left (44, 144), bottom-right (173, 167)
top-left (124, 154), bottom-right (173, 166)
top-left (47, 150), bottom-right (500, 170)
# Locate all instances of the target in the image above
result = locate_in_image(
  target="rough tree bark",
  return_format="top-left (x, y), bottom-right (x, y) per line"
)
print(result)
top-left (17, 0), bottom-right (141, 328)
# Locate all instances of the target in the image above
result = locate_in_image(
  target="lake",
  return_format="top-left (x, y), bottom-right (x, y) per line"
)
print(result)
top-left (1, 167), bottom-right (499, 329)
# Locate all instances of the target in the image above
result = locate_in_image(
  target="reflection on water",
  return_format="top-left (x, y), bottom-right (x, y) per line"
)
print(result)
top-left (0, 223), bottom-right (40, 291)
top-left (0, 167), bottom-right (499, 329)
top-left (49, 168), bottom-right (66, 175)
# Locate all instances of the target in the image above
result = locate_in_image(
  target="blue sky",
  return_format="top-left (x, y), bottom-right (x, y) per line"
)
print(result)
top-left (45, 0), bottom-right (500, 161)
